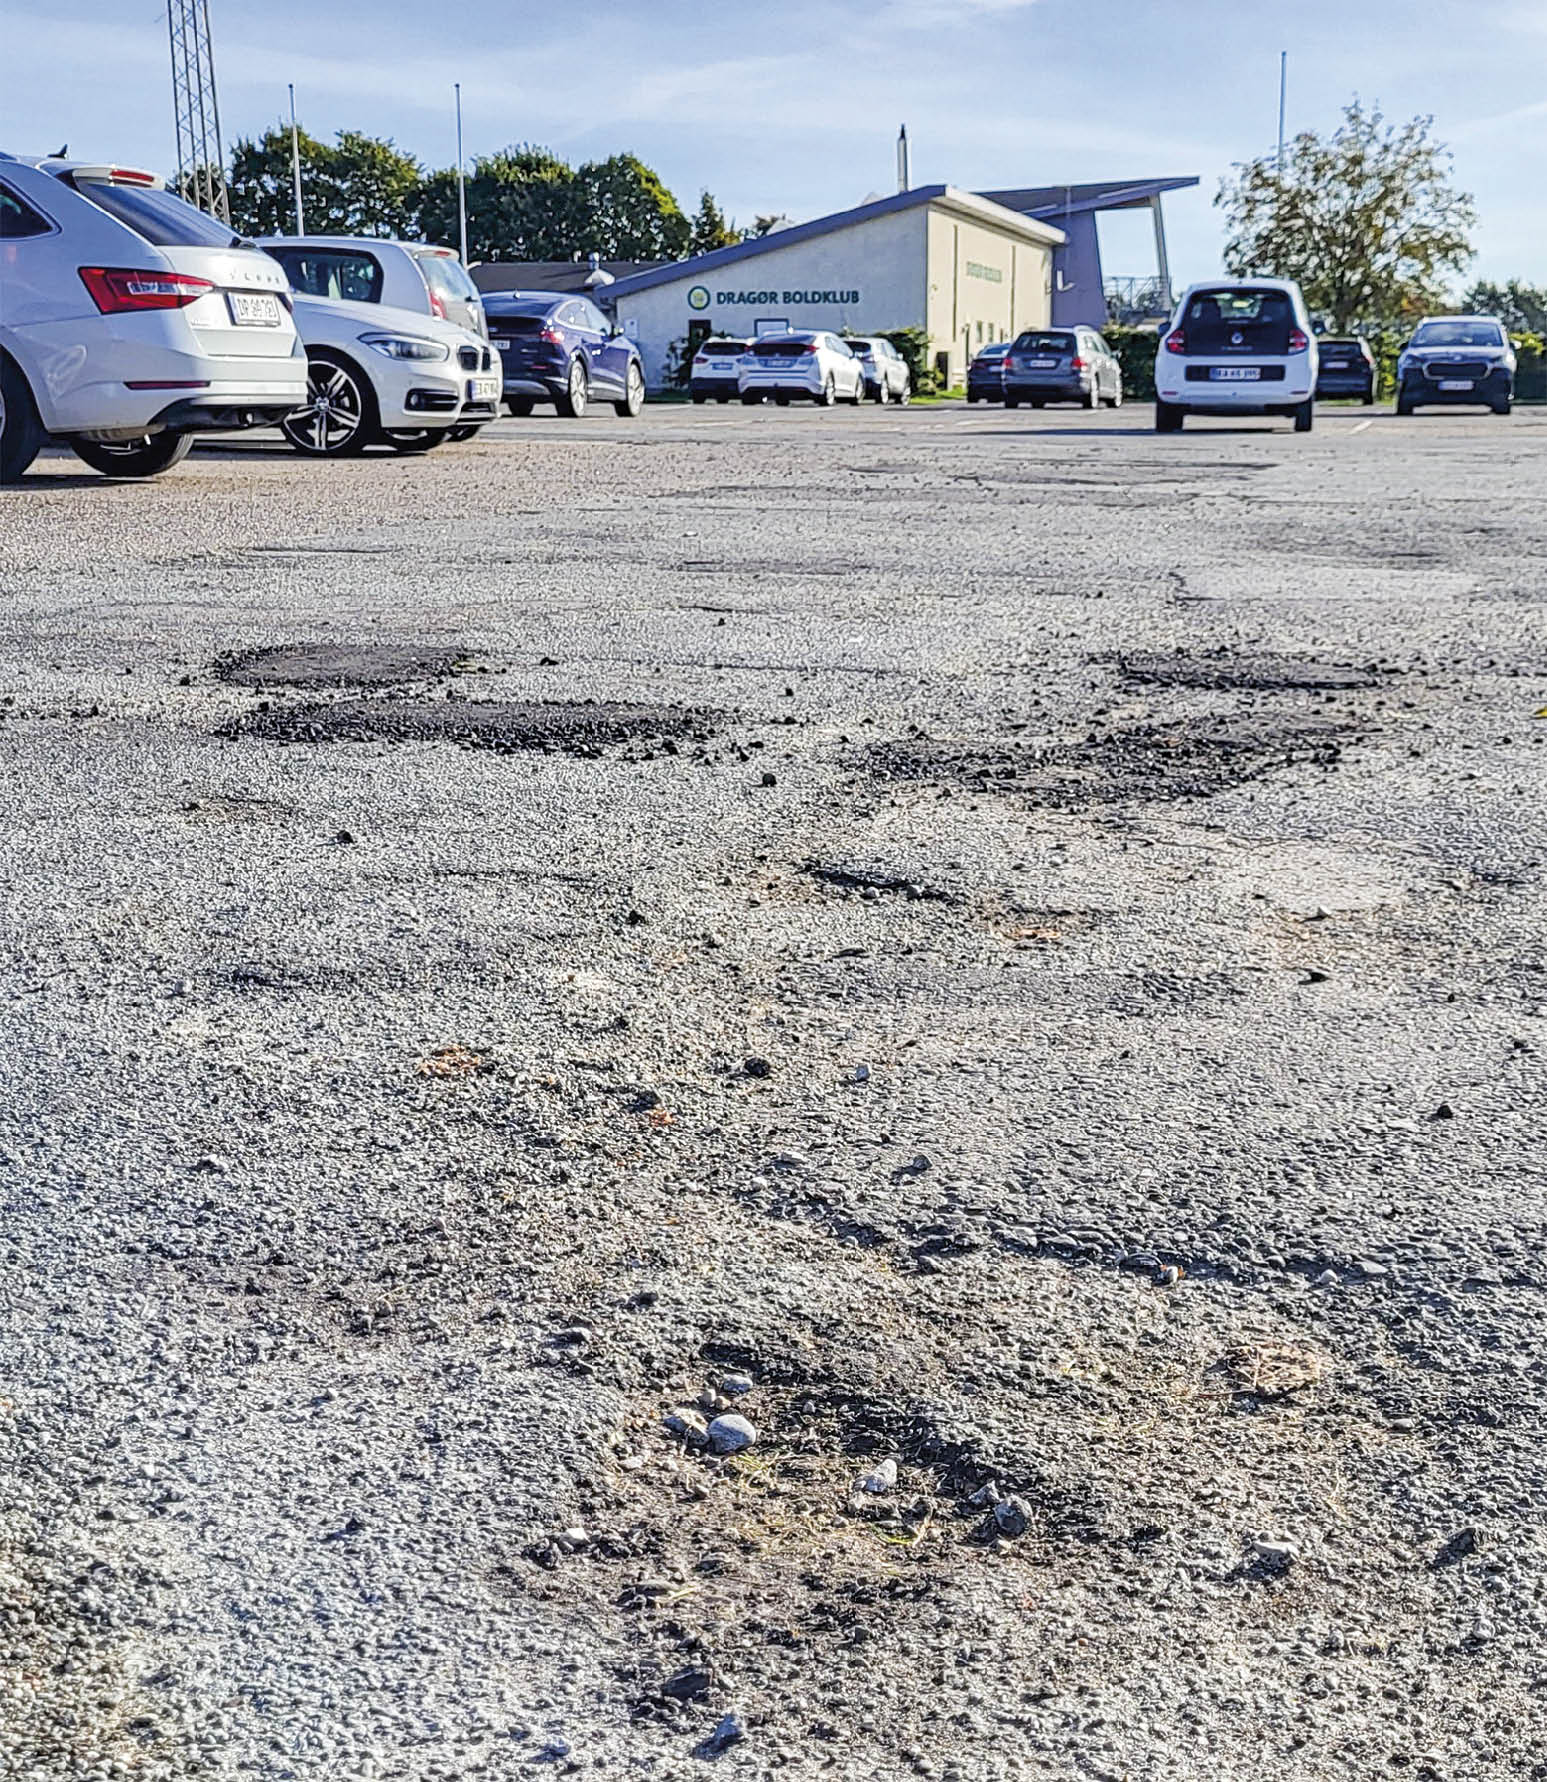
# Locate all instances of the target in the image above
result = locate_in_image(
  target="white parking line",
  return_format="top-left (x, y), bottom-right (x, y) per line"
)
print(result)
top-left (1350, 420), bottom-right (1373, 434)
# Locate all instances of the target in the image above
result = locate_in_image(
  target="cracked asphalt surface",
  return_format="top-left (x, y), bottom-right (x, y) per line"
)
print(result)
top-left (2, 402), bottom-right (1546, 1781)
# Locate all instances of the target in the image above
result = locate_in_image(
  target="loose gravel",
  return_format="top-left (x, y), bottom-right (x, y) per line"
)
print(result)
top-left (2, 404), bottom-right (1546, 1782)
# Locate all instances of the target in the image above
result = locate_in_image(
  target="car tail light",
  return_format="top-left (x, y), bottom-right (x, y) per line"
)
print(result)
top-left (1163, 329), bottom-right (1186, 354)
top-left (1288, 328), bottom-right (1309, 353)
top-left (107, 167), bottom-right (158, 186)
top-left (79, 266), bottom-right (214, 312)
top-left (693, 355), bottom-right (708, 366)
top-left (541, 326), bottom-right (565, 346)
top-left (1070, 355), bottom-right (1087, 371)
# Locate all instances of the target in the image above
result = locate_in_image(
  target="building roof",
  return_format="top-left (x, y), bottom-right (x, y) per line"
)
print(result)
top-left (606, 185), bottom-right (1063, 301)
top-left (470, 260), bottom-right (663, 295)
top-left (980, 177), bottom-right (1199, 217)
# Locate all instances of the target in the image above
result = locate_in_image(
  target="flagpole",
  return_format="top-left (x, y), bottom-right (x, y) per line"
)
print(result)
top-left (288, 83), bottom-right (304, 234)
top-left (455, 82), bottom-right (468, 263)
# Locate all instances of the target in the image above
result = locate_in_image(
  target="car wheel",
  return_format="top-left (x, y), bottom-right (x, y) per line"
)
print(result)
top-left (1396, 395), bottom-right (1415, 416)
top-left (848, 373), bottom-right (864, 406)
top-left (1363, 387), bottom-right (1376, 406)
top-left (71, 430), bottom-right (196, 478)
top-left (506, 398), bottom-right (534, 417)
top-left (1082, 384), bottom-right (1097, 410)
top-left (815, 375), bottom-right (836, 408)
top-left (382, 430), bottom-right (447, 453)
top-left (282, 352), bottom-right (377, 456)
top-left (1293, 399), bottom-right (1314, 433)
top-left (1108, 383), bottom-right (1124, 409)
top-left (614, 363), bottom-right (645, 418)
top-left (692, 394), bottom-right (706, 404)
top-left (555, 357), bottom-right (589, 419)
top-left (446, 424), bottom-right (479, 443)
top-left (0, 354), bottom-right (46, 483)
top-left (740, 393), bottom-right (761, 405)
top-left (875, 380), bottom-right (889, 405)
top-left (1493, 397), bottom-right (1512, 416)
top-left (1004, 397), bottom-right (1019, 409)
top-left (1155, 400), bottom-right (1183, 433)
top-left (775, 395), bottom-right (791, 406)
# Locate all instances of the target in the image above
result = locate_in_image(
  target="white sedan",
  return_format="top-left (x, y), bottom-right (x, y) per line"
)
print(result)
top-left (279, 295), bottom-right (500, 456)
top-left (738, 332), bottom-right (866, 406)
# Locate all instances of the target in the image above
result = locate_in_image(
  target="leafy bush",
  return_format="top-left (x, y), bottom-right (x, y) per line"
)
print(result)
top-left (1105, 326), bottom-right (1160, 401)
top-left (842, 326), bottom-right (938, 395)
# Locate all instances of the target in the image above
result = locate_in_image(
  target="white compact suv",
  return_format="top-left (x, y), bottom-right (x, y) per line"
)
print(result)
top-left (279, 292), bottom-right (500, 456)
top-left (1154, 278), bottom-right (1319, 433)
top-left (1, 154), bottom-right (306, 480)
top-left (260, 237), bottom-right (487, 339)
top-left (739, 332), bottom-right (867, 406)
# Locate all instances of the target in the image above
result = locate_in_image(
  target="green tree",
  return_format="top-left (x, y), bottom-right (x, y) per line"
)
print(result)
top-left (1462, 278), bottom-right (1547, 334)
top-left (688, 190), bottom-right (741, 254)
top-left (573, 153), bottom-right (690, 259)
top-left (227, 124), bottom-right (422, 239)
top-left (419, 146), bottom-right (581, 260)
top-left (1216, 101), bottom-right (1475, 330)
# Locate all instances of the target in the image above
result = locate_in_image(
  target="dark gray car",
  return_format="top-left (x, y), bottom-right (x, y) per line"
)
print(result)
top-left (1004, 326), bottom-right (1122, 409)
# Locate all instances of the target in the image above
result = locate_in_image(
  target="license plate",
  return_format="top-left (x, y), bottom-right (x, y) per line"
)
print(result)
top-left (1210, 366), bottom-right (1261, 381)
top-left (229, 291), bottom-right (283, 327)
top-left (1438, 379), bottom-right (1474, 391)
top-left (711, 361), bottom-right (734, 371)
top-left (468, 375), bottom-right (500, 402)
top-left (1028, 357), bottom-right (1057, 368)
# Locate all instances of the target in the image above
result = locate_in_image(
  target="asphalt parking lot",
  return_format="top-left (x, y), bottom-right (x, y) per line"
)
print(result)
top-left (4, 400), bottom-right (1546, 1781)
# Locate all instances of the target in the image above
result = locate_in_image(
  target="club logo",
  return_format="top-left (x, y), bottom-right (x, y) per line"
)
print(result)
top-left (687, 286), bottom-right (711, 312)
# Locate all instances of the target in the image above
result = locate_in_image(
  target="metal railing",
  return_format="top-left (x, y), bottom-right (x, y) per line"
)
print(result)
top-left (1104, 276), bottom-right (1171, 325)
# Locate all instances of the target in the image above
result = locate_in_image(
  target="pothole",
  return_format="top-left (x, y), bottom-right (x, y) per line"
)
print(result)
top-left (221, 697), bottom-right (719, 757)
top-left (1109, 651), bottom-right (1380, 692)
top-left (801, 861), bottom-right (958, 903)
top-left (215, 643), bottom-right (473, 690)
top-left (866, 718), bottom-right (1356, 808)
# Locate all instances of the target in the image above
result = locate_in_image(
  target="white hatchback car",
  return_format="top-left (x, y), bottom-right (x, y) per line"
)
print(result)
top-left (739, 332), bottom-right (866, 406)
top-left (1154, 278), bottom-right (1318, 433)
top-left (279, 294), bottom-right (500, 457)
top-left (1, 153), bottom-right (306, 480)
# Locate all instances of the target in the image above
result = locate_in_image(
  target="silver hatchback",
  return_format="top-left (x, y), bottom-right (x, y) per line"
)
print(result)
top-left (1003, 326), bottom-right (1122, 409)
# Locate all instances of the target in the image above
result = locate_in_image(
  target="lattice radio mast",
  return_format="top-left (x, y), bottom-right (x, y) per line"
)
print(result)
top-left (167, 0), bottom-right (230, 221)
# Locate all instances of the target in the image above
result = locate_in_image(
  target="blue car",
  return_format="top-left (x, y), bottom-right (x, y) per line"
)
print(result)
top-left (484, 291), bottom-right (645, 418)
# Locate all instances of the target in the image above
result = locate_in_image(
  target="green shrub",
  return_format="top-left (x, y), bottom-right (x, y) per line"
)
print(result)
top-left (843, 326), bottom-right (938, 396)
top-left (1104, 326), bottom-right (1160, 402)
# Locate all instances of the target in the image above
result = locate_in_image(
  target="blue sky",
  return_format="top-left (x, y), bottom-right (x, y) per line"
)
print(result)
top-left (3, 0), bottom-right (1543, 286)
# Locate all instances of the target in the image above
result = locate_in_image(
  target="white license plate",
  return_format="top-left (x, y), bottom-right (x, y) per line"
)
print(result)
top-left (1210, 366), bottom-right (1261, 381)
top-left (468, 375), bottom-right (500, 402)
top-left (711, 361), bottom-right (734, 371)
top-left (1028, 357), bottom-right (1058, 368)
top-left (1438, 379), bottom-right (1474, 391)
top-left (229, 291), bottom-right (283, 327)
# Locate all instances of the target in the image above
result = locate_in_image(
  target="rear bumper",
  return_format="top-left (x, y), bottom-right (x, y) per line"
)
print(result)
top-left (60, 373), bottom-right (309, 440)
top-left (1005, 377), bottom-right (1088, 403)
top-left (1315, 372), bottom-right (1374, 396)
top-left (740, 376), bottom-right (823, 399)
top-left (690, 377), bottom-right (740, 397)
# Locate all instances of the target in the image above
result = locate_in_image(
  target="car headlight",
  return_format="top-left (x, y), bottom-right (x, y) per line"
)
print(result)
top-left (360, 333), bottom-right (450, 362)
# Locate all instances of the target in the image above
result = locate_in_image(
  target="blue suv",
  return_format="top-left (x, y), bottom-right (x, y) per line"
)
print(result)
top-left (484, 292), bottom-right (645, 418)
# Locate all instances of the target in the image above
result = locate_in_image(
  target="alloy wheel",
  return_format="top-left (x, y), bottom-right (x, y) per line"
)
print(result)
top-left (285, 358), bottom-right (366, 455)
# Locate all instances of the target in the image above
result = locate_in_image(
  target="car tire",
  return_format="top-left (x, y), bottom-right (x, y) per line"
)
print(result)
top-left (775, 395), bottom-right (791, 406)
top-left (848, 375), bottom-right (864, 406)
top-left (282, 351), bottom-right (377, 456)
top-left (1155, 400), bottom-right (1183, 433)
top-left (1004, 397), bottom-right (1019, 409)
top-left (816, 376), bottom-right (836, 408)
top-left (1363, 387), bottom-right (1376, 406)
top-left (555, 357), bottom-right (589, 419)
top-left (967, 392), bottom-right (980, 404)
top-left (71, 430), bottom-right (196, 478)
top-left (692, 394), bottom-right (707, 405)
top-left (382, 430), bottom-right (447, 453)
top-left (740, 393), bottom-right (761, 405)
top-left (1293, 399), bottom-right (1314, 433)
top-left (447, 424), bottom-right (479, 443)
top-left (1396, 390), bottom-right (1415, 416)
top-left (897, 384), bottom-right (911, 407)
top-left (1082, 385), bottom-right (1097, 410)
top-left (0, 354), bottom-right (46, 484)
top-left (1493, 397), bottom-right (1512, 416)
top-left (875, 381), bottom-right (889, 404)
top-left (507, 398), bottom-right (534, 417)
top-left (1108, 384), bottom-right (1124, 409)
top-left (615, 363), bottom-right (646, 418)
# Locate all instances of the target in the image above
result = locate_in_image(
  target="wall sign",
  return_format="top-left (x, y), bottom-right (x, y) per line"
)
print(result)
top-left (687, 285), bottom-right (711, 311)
top-left (688, 287), bottom-right (862, 307)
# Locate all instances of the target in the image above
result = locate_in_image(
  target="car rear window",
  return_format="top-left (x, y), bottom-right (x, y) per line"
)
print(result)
top-left (415, 251), bottom-right (479, 301)
top-left (1182, 288), bottom-right (1293, 353)
top-left (752, 337), bottom-right (811, 355)
top-left (268, 248), bottom-right (383, 303)
top-left (1013, 332), bottom-right (1075, 353)
top-left (700, 340), bottom-right (746, 354)
top-left (68, 177), bottom-right (239, 247)
top-left (486, 298), bottom-right (555, 318)
top-left (1410, 320), bottom-right (1505, 348)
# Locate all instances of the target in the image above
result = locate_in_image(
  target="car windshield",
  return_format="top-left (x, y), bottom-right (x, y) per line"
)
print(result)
top-left (69, 177), bottom-right (240, 248)
top-left (1013, 332), bottom-right (1074, 353)
top-left (1411, 321), bottom-right (1504, 348)
top-left (1182, 288), bottom-right (1294, 354)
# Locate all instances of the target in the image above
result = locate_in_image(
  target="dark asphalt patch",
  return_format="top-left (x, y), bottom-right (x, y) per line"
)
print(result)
top-left (222, 697), bottom-right (718, 757)
top-left (1110, 651), bottom-right (1378, 693)
top-left (866, 718), bottom-right (1355, 807)
top-left (216, 643), bottom-right (473, 690)
top-left (802, 861), bottom-right (958, 902)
